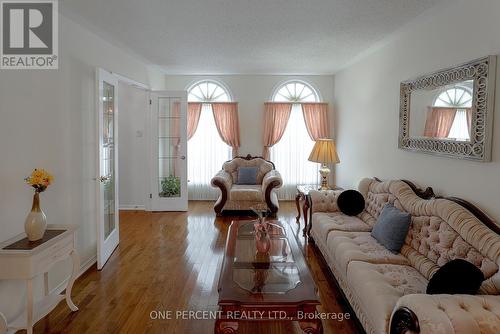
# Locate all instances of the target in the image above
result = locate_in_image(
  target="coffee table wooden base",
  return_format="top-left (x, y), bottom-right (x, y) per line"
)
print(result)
top-left (215, 305), bottom-right (323, 334)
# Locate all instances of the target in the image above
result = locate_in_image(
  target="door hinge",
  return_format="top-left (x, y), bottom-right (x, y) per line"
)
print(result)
top-left (149, 193), bottom-right (152, 199)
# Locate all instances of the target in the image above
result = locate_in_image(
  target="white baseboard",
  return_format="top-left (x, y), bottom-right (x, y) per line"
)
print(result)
top-left (119, 205), bottom-right (145, 211)
top-left (50, 255), bottom-right (97, 295)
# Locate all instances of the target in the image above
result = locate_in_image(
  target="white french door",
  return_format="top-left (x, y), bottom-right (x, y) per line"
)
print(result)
top-left (96, 69), bottom-right (119, 269)
top-left (148, 91), bottom-right (188, 211)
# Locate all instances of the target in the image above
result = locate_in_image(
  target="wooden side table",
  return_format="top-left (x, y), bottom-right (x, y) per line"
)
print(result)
top-left (296, 185), bottom-right (320, 236)
top-left (296, 185), bottom-right (343, 237)
top-left (0, 225), bottom-right (79, 334)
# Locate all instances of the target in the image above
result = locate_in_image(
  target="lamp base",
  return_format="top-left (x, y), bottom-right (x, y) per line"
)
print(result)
top-left (319, 164), bottom-right (331, 190)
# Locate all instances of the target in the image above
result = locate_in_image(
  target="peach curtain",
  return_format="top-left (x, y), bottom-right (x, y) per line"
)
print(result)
top-left (187, 102), bottom-right (202, 140)
top-left (212, 102), bottom-right (240, 158)
top-left (262, 102), bottom-right (293, 159)
top-left (465, 108), bottom-right (473, 136)
top-left (301, 103), bottom-right (330, 140)
top-left (424, 107), bottom-right (457, 138)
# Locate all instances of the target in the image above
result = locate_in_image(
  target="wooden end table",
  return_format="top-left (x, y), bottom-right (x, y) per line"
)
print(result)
top-left (216, 220), bottom-right (322, 333)
top-left (296, 185), bottom-right (343, 237)
top-left (295, 185), bottom-right (320, 237)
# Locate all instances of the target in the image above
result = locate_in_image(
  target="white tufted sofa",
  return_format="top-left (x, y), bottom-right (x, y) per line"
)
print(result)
top-left (309, 178), bottom-right (500, 334)
top-left (210, 155), bottom-right (282, 216)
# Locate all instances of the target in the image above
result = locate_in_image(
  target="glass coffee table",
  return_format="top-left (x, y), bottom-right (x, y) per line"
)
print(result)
top-left (216, 220), bottom-right (322, 333)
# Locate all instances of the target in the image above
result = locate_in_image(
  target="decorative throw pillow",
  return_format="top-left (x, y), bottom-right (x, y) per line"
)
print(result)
top-left (337, 190), bottom-right (365, 216)
top-left (236, 167), bottom-right (259, 185)
top-left (427, 259), bottom-right (484, 295)
top-left (371, 203), bottom-right (411, 252)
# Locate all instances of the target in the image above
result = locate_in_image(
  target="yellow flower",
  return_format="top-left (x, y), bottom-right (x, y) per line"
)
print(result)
top-left (25, 169), bottom-right (54, 191)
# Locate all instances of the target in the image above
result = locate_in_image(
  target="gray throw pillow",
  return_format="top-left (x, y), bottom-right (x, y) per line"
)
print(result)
top-left (236, 167), bottom-right (259, 185)
top-left (371, 203), bottom-right (411, 252)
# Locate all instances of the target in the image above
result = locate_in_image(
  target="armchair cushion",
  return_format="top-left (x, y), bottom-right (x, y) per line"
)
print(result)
top-left (230, 185), bottom-right (263, 202)
top-left (236, 167), bottom-right (258, 185)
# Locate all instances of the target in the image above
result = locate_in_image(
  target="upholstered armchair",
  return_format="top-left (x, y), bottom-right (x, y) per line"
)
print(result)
top-left (211, 155), bottom-right (283, 216)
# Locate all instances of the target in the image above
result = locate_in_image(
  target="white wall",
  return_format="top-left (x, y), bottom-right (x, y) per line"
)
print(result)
top-left (117, 83), bottom-right (148, 209)
top-left (164, 75), bottom-right (335, 156)
top-left (0, 14), bottom-right (163, 321)
top-left (333, 0), bottom-right (500, 222)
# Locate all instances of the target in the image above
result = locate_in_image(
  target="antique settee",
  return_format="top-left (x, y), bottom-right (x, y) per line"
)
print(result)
top-left (308, 178), bottom-right (500, 334)
top-left (210, 155), bottom-right (282, 216)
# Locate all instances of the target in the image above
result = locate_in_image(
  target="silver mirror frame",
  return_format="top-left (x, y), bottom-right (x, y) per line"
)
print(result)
top-left (399, 56), bottom-right (497, 161)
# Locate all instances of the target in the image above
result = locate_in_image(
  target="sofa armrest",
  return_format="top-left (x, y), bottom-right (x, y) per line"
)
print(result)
top-left (309, 189), bottom-right (343, 213)
top-left (390, 294), bottom-right (500, 334)
top-left (262, 170), bottom-right (282, 193)
top-left (211, 170), bottom-right (232, 190)
top-left (211, 170), bottom-right (232, 215)
top-left (262, 170), bottom-right (282, 215)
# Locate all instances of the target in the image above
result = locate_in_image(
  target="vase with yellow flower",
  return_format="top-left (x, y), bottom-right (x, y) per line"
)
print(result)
top-left (24, 169), bottom-right (54, 241)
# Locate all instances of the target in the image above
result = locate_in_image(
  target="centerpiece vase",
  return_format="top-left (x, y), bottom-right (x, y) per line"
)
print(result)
top-left (24, 192), bottom-right (47, 241)
top-left (255, 222), bottom-right (271, 254)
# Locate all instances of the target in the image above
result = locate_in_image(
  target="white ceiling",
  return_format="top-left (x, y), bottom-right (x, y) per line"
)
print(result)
top-left (61, 0), bottom-right (441, 74)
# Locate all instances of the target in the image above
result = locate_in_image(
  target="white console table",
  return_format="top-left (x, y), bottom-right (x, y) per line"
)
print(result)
top-left (0, 225), bottom-right (79, 334)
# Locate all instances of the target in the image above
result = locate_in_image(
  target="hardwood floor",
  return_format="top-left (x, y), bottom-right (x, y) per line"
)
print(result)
top-left (27, 201), bottom-right (360, 334)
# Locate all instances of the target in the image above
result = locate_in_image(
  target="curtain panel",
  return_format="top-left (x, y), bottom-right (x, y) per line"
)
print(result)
top-left (212, 102), bottom-right (241, 158)
top-left (424, 107), bottom-right (457, 138)
top-left (187, 102), bottom-right (202, 140)
top-left (301, 102), bottom-right (330, 140)
top-left (262, 102), bottom-right (293, 159)
top-left (465, 108), bottom-right (473, 136)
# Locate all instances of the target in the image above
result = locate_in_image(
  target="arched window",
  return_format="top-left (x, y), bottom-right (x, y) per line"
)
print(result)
top-left (272, 80), bottom-right (319, 103)
top-left (433, 86), bottom-right (472, 108)
top-left (270, 81), bottom-right (321, 199)
top-left (188, 80), bottom-right (231, 102)
top-left (187, 80), bottom-right (232, 199)
top-left (432, 84), bottom-right (472, 141)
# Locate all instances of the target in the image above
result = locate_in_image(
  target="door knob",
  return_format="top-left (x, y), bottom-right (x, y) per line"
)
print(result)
top-left (180, 156), bottom-right (186, 160)
top-left (99, 176), bottom-right (109, 182)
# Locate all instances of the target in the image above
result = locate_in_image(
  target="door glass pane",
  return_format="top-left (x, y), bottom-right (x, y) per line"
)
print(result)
top-left (158, 98), bottom-right (181, 197)
top-left (103, 82), bottom-right (115, 238)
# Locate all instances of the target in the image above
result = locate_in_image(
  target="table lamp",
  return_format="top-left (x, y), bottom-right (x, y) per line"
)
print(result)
top-left (308, 139), bottom-right (340, 190)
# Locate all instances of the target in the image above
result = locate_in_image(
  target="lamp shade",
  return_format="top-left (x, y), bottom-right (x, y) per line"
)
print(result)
top-left (308, 139), bottom-right (340, 164)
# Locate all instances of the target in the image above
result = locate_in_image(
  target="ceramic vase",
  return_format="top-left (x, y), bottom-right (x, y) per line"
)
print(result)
top-left (24, 192), bottom-right (47, 241)
top-left (255, 233), bottom-right (270, 253)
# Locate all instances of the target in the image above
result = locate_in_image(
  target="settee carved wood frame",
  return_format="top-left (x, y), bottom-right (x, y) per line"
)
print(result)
top-left (399, 56), bottom-right (497, 162)
top-left (310, 177), bottom-right (499, 334)
top-left (212, 154), bottom-right (280, 216)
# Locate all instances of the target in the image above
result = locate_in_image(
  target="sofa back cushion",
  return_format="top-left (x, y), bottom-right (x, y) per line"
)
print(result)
top-left (391, 180), bottom-right (500, 293)
top-left (358, 178), bottom-right (500, 294)
top-left (357, 178), bottom-right (395, 226)
top-left (223, 157), bottom-right (274, 184)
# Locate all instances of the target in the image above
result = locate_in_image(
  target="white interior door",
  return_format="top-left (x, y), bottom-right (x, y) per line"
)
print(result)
top-left (96, 69), bottom-right (119, 269)
top-left (148, 91), bottom-right (188, 211)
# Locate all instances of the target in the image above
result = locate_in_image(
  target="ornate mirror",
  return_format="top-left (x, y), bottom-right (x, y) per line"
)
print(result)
top-left (399, 56), bottom-right (497, 161)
